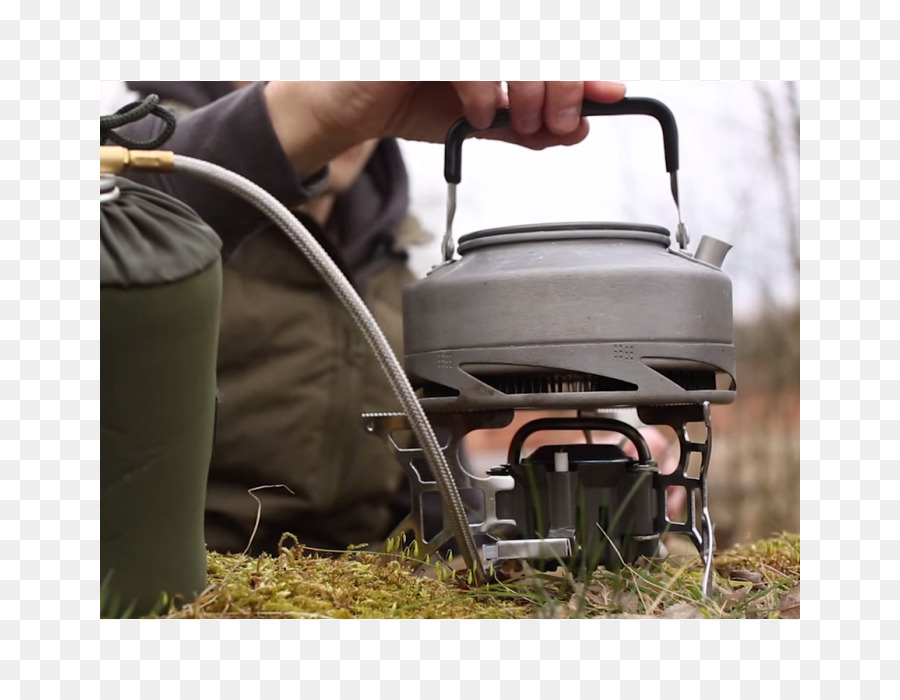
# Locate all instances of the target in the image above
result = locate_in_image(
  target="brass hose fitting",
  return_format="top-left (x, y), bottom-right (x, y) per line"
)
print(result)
top-left (100, 146), bottom-right (174, 174)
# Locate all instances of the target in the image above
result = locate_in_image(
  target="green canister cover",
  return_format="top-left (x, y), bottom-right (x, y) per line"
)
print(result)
top-left (101, 177), bottom-right (222, 617)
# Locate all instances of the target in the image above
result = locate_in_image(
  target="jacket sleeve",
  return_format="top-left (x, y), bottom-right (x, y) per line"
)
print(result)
top-left (111, 82), bottom-right (329, 257)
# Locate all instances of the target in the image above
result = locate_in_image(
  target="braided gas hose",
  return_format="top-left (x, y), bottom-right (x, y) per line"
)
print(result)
top-left (171, 155), bottom-right (485, 584)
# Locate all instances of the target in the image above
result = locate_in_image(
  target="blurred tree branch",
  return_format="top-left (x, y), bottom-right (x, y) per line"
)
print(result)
top-left (733, 83), bottom-right (800, 394)
top-left (757, 81), bottom-right (800, 283)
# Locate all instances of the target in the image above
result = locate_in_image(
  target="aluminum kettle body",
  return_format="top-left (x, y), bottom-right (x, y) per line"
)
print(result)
top-left (403, 223), bottom-right (735, 411)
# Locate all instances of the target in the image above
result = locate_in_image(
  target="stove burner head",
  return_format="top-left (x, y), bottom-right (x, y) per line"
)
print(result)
top-left (365, 404), bottom-right (717, 590)
top-left (492, 441), bottom-right (658, 572)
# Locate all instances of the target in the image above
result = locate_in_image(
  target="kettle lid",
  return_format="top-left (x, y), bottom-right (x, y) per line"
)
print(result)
top-left (456, 222), bottom-right (671, 255)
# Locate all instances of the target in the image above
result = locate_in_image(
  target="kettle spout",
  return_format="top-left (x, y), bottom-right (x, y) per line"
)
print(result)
top-left (694, 235), bottom-right (732, 269)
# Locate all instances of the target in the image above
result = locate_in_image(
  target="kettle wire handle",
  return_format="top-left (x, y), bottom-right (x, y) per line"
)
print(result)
top-left (440, 96), bottom-right (687, 261)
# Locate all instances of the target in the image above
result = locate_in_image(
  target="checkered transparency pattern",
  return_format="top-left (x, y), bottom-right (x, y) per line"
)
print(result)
top-left (0, 0), bottom-right (886, 696)
top-left (95, 1), bottom-right (811, 81)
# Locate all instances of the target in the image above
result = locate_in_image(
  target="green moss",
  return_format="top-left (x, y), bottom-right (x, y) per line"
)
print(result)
top-left (163, 543), bottom-right (532, 619)
top-left (153, 532), bottom-right (800, 619)
top-left (714, 531), bottom-right (800, 580)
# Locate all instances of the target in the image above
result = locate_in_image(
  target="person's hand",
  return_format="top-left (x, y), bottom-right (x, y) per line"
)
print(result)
top-left (264, 81), bottom-right (626, 177)
top-left (305, 80), bottom-right (627, 145)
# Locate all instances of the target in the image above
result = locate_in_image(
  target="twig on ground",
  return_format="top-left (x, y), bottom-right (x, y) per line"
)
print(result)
top-left (243, 484), bottom-right (296, 557)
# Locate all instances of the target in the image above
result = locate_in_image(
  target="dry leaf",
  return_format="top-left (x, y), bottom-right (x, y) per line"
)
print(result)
top-left (720, 586), bottom-right (749, 612)
top-left (779, 583), bottom-right (800, 619)
top-left (615, 590), bottom-right (640, 614)
top-left (584, 584), bottom-right (611, 609)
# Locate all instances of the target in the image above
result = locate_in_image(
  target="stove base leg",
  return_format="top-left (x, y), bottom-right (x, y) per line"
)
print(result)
top-left (638, 402), bottom-right (716, 597)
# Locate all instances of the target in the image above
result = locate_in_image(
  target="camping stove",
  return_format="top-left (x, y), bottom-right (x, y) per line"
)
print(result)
top-left (364, 98), bottom-right (736, 593)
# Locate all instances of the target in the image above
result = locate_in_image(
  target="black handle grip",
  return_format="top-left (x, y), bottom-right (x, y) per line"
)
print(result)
top-left (444, 96), bottom-right (680, 185)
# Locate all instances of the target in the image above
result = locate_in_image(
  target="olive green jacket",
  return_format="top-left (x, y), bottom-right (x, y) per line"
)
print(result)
top-left (205, 218), bottom-right (424, 555)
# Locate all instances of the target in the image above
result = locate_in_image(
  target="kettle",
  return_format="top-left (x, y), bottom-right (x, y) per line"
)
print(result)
top-left (403, 97), bottom-right (736, 412)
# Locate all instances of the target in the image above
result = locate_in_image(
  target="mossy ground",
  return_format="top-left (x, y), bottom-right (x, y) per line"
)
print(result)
top-left (155, 532), bottom-right (799, 620)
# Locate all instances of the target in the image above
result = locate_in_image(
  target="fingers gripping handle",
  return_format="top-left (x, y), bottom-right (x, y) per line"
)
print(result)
top-left (444, 97), bottom-right (680, 184)
top-left (441, 97), bottom-right (687, 261)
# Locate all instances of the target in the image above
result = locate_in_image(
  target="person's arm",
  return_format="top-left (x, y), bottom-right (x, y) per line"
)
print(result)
top-left (263, 81), bottom-right (628, 161)
top-left (115, 82), bottom-right (330, 257)
top-left (114, 81), bottom-right (627, 253)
